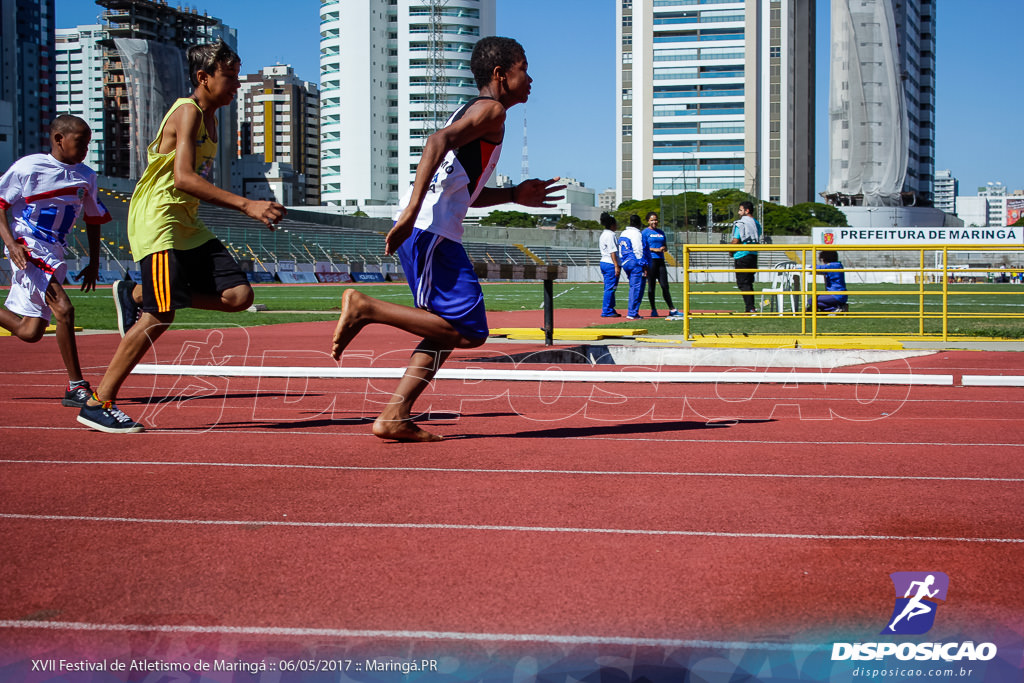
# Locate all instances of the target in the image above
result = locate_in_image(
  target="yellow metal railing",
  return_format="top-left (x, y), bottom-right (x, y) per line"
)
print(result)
top-left (680, 243), bottom-right (1024, 341)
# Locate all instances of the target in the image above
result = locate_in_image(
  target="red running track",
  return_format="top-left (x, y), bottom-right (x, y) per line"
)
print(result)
top-left (1, 313), bottom-right (1022, 679)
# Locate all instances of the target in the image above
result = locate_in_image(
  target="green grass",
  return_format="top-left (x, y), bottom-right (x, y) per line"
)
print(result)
top-left (59, 281), bottom-right (1024, 338)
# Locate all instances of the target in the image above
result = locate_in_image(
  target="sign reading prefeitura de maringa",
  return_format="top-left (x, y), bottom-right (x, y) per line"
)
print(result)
top-left (812, 226), bottom-right (1024, 246)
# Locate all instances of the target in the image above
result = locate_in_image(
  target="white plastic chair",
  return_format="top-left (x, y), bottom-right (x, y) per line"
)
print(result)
top-left (760, 261), bottom-right (802, 315)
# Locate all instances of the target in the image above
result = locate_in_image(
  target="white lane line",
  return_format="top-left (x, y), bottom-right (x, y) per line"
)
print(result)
top-left (574, 435), bottom-right (1024, 447)
top-left (962, 375), bottom-right (1024, 387)
top-left (1, 513), bottom-right (1021, 544)
top-left (1, 425), bottom-right (1022, 448)
top-left (133, 363), bottom-right (955, 386)
top-left (2, 459), bottom-right (1023, 483)
top-left (0, 619), bottom-right (818, 651)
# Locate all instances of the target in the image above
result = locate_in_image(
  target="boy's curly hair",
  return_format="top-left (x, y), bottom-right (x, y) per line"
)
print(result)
top-left (50, 114), bottom-right (89, 136)
top-left (186, 40), bottom-right (240, 87)
top-left (470, 36), bottom-right (525, 89)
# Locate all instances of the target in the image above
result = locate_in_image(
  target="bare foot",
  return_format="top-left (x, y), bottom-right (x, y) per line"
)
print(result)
top-left (331, 288), bottom-right (366, 360)
top-left (372, 416), bottom-right (443, 442)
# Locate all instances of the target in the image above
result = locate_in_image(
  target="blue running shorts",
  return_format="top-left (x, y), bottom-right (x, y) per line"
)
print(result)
top-left (397, 229), bottom-right (488, 341)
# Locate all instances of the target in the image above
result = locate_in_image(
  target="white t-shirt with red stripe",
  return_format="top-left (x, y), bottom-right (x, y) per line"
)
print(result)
top-left (395, 97), bottom-right (503, 244)
top-left (0, 153), bottom-right (111, 246)
top-left (0, 153), bottom-right (111, 319)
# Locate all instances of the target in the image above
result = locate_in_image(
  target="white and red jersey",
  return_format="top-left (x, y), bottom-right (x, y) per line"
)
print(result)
top-left (396, 97), bottom-right (503, 243)
top-left (0, 153), bottom-right (111, 250)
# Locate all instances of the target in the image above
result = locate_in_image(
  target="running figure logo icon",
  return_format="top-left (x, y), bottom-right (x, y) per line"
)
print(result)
top-left (882, 572), bottom-right (949, 635)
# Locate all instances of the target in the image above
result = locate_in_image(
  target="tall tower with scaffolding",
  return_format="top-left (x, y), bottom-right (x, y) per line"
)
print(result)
top-left (520, 107), bottom-right (529, 182)
top-left (826, 0), bottom-right (908, 206)
top-left (94, 0), bottom-right (235, 183)
top-left (427, 0), bottom-right (450, 132)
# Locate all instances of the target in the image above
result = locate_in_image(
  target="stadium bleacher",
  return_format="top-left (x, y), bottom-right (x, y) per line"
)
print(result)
top-left (83, 183), bottom-right (609, 273)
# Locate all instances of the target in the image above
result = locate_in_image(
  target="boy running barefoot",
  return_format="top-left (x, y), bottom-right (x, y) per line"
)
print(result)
top-left (331, 37), bottom-right (563, 442)
top-left (79, 41), bottom-right (285, 433)
top-left (0, 115), bottom-right (109, 408)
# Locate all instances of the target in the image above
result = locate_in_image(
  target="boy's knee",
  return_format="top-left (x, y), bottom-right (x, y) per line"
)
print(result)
top-left (49, 298), bottom-right (74, 322)
top-left (223, 286), bottom-right (254, 311)
top-left (459, 336), bottom-right (487, 350)
top-left (19, 320), bottom-right (47, 343)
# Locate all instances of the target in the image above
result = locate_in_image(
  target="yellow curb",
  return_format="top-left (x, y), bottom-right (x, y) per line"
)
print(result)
top-left (490, 327), bottom-right (648, 341)
top-left (504, 332), bottom-right (609, 341)
top-left (691, 335), bottom-right (904, 350)
top-left (0, 325), bottom-right (81, 336)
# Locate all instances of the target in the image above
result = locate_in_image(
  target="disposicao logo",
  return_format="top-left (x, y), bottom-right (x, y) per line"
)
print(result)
top-left (882, 571), bottom-right (948, 635)
top-left (831, 572), bottom-right (998, 663)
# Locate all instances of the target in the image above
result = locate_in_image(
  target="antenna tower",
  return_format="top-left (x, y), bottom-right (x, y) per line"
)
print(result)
top-left (520, 107), bottom-right (529, 182)
top-left (428, 0), bottom-right (450, 132)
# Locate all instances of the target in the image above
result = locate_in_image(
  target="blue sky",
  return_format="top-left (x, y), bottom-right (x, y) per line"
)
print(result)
top-left (56, 0), bottom-right (1024, 200)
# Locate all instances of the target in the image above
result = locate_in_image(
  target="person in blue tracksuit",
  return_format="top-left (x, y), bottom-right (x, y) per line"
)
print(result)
top-left (618, 214), bottom-right (648, 320)
top-left (808, 250), bottom-right (849, 312)
top-left (598, 212), bottom-right (621, 317)
top-left (641, 211), bottom-right (680, 318)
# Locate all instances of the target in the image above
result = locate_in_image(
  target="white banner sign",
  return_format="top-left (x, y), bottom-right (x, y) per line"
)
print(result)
top-left (813, 227), bottom-right (1024, 246)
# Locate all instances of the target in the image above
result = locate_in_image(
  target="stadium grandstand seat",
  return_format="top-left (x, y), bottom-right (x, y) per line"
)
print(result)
top-left (87, 182), bottom-right (606, 275)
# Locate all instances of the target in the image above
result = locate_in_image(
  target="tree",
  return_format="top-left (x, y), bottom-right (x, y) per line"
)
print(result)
top-left (791, 202), bottom-right (849, 227)
top-left (555, 215), bottom-right (602, 231)
top-left (618, 190), bottom-right (848, 236)
top-left (480, 210), bottom-right (537, 228)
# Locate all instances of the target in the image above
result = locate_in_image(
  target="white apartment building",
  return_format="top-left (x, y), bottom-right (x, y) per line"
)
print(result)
top-left (319, 0), bottom-right (496, 208)
top-left (955, 183), bottom-right (1024, 227)
top-left (237, 65), bottom-right (320, 205)
top-left (932, 169), bottom-right (956, 214)
top-left (598, 188), bottom-right (617, 212)
top-left (55, 25), bottom-right (107, 172)
top-left (617, 0), bottom-right (815, 207)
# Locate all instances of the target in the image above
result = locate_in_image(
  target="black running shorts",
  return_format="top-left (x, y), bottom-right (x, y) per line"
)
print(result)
top-left (139, 238), bottom-right (250, 313)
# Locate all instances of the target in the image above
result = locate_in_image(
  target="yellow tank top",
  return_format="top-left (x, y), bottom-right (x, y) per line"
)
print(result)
top-left (127, 98), bottom-right (218, 260)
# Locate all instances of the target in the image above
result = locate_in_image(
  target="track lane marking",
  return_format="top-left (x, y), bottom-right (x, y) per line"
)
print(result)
top-left (1, 513), bottom-right (1021, 544)
top-left (1, 424), bottom-right (1023, 447)
top-left (1, 459), bottom-right (1023, 483)
top-left (0, 619), bottom-right (819, 650)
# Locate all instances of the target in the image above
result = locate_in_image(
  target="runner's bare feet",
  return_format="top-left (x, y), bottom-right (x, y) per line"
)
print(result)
top-left (372, 417), bottom-right (443, 442)
top-left (331, 288), bottom-right (366, 360)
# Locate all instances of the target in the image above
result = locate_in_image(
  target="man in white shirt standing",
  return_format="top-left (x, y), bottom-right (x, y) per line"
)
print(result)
top-left (730, 201), bottom-right (762, 313)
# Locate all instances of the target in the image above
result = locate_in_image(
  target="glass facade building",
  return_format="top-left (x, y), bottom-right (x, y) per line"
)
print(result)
top-left (617, 0), bottom-right (815, 206)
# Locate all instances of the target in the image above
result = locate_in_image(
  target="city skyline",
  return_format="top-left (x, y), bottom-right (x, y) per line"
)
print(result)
top-left (54, 0), bottom-right (1024, 205)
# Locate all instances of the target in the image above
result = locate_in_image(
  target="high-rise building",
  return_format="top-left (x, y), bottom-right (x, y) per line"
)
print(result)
top-left (932, 169), bottom-right (956, 214)
top-left (0, 0), bottom-right (56, 169)
top-left (894, 0), bottom-right (936, 205)
top-left (616, 0), bottom-right (815, 208)
top-left (826, 0), bottom-right (935, 207)
top-left (955, 183), bottom-right (1022, 228)
top-left (55, 25), bottom-right (106, 172)
top-left (90, 0), bottom-right (236, 185)
top-left (237, 65), bottom-right (320, 205)
top-left (319, 0), bottom-right (496, 208)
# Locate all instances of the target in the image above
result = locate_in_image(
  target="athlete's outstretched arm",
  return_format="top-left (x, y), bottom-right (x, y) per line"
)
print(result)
top-left (474, 177), bottom-right (565, 209)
